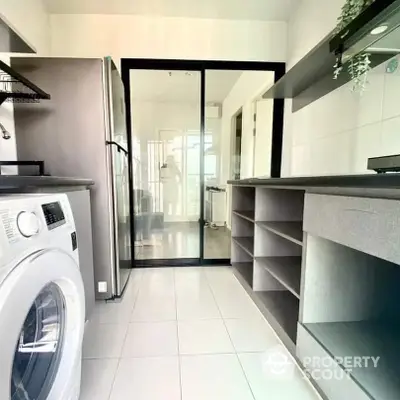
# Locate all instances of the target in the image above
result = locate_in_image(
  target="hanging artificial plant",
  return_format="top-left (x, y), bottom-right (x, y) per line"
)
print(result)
top-left (333, 0), bottom-right (375, 91)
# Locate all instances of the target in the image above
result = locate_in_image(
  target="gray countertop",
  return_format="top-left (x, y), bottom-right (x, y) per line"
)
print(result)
top-left (0, 176), bottom-right (94, 190)
top-left (228, 174), bottom-right (400, 189)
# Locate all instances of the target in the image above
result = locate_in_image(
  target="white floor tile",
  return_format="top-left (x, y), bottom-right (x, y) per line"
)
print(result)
top-left (174, 267), bottom-right (209, 292)
top-left (80, 359), bottom-right (119, 400)
top-left (80, 267), bottom-right (321, 400)
top-left (205, 267), bottom-right (241, 289)
top-left (83, 322), bottom-right (128, 359)
top-left (178, 320), bottom-right (234, 355)
top-left (123, 269), bottom-right (144, 298)
top-left (239, 352), bottom-right (320, 400)
top-left (225, 318), bottom-right (278, 352)
top-left (206, 271), bottom-right (263, 320)
top-left (122, 321), bottom-right (178, 357)
top-left (214, 293), bottom-right (263, 319)
top-left (176, 296), bottom-right (221, 320)
top-left (109, 357), bottom-right (181, 400)
top-left (180, 354), bottom-right (254, 400)
top-left (131, 294), bottom-right (176, 321)
top-left (139, 268), bottom-right (175, 298)
top-left (91, 301), bottom-right (134, 325)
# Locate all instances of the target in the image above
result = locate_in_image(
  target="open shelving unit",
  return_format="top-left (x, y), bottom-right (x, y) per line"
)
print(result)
top-left (257, 221), bottom-right (303, 246)
top-left (231, 187), bottom-right (305, 353)
top-left (230, 183), bottom-right (400, 399)
top-left (298, 232), bottom-right (400, 400)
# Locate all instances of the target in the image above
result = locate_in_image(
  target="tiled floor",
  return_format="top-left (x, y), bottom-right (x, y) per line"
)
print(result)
top-left (80, 267), bottom-right (321, 400)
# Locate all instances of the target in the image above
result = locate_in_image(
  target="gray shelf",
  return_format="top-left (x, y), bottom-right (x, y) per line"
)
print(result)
top-left (258, 291), bottom-right (299, 344)
top-left (232, 262), bottom-right (253, 287)
top-left (256, 257), bottom-right (301, 299)
top-left (303, 321), bottom-right (400, 400)
top-left (257, 221), bottom-right (303, 246)
top-left (233, 210), bottom-right (255, 223)
top-left (232, 237), bottom-right (254, 257)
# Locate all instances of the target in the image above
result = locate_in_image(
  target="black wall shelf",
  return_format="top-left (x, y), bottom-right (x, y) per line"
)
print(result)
top-left (263, 35), bottom-right (396, 112)
top-left (263, 0), bottom-right (400, 112)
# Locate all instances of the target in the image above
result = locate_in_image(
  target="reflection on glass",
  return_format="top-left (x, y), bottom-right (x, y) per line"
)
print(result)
top-left (203, 70), bottom-right (274, 260)
top-left (130, 69), bottom-right (201, 260)
top-left (112, 146), bottom-right (131, 268)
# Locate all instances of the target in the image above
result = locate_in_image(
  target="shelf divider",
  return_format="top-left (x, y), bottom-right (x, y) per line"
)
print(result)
top-left (257, 221), bottom-right (303, 246)
top-left (256, 257), bottom-right (301, 299)
top-left (232, 237), bottom-right (254, 257)
top-left (233, 210), bottom-right (255, 223)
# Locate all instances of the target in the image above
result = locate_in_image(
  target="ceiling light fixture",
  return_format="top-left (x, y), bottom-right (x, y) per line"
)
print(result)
top-left (370, 25), bottom-right (389, 35)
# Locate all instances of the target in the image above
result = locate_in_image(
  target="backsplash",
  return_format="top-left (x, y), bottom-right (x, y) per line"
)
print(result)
top-left (289, 55), bottom-right (400, 176)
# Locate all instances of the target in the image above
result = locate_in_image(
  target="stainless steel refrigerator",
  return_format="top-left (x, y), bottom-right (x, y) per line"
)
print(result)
top-left (12, 56), bottom-right (132, 299)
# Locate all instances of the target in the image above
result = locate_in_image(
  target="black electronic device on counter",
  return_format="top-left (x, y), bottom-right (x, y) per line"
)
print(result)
top-left (367, 155), bottom-right (400, 174)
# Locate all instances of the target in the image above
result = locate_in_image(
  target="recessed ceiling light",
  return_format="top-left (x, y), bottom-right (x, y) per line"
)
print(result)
top-left (371, 25), bottom-right (389, 35)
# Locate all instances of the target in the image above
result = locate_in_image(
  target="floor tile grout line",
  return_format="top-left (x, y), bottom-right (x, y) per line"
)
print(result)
top-left (173, 268), bottom-right (184, 400)
top-left (107, 320), bottom-right (131, 400)
top-left (83, 350), bottom-right (269, 361)
top-left (128, 269), bottom-right (145, 321)
top-left (203, 269), bottom-right (224, 320)
top-left (106, 357), bottom-right (123, 400)
top-left (205, 268), bottom-right (257, 400)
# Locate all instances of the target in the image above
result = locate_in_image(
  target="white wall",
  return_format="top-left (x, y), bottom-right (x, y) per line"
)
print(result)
top-left (50, 14), bottom-right (286, 63)
top-left (0, 0), bottom-right (50, 171)
top-left (284, 0), bottom-right (400, 177)
top-left (221, 71), bottom-right (275, 183)
top-left (220, 71), bottom-right (274, 227)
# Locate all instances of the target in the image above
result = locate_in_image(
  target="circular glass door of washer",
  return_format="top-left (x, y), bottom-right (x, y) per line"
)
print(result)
top-left (11, 282), bottom-right (65, 400)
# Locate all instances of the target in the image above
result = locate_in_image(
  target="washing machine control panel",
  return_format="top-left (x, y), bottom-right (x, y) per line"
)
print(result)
top-left (17, 212), bottom-right (40, 237)
top-left (41, 201), bottom-right (66, 230)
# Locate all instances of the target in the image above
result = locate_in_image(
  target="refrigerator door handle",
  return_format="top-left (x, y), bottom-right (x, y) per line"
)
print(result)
top-left (106, 140), bottom-right (129, 155)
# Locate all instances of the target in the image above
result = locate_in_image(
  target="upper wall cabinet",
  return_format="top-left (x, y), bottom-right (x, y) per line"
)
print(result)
top-left (264, 0), bottom-right (400, 112)
top-left (0, 14), bottom-right (35, 53)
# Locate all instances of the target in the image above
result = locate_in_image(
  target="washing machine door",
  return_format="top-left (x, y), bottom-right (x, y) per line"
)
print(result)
top-left (0, 248), bottom-right (85, 400)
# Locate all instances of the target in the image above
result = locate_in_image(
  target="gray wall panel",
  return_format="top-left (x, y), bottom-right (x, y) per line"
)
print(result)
top-left (13, 57), bottom-right (113, 299)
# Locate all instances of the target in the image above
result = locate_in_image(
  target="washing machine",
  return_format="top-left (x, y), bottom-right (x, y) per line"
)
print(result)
top-left (0, 194), bottom-right (85, 400)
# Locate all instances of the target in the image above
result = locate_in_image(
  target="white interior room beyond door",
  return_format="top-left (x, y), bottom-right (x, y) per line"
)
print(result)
top-left (130, 69), bottom-right (202, 260)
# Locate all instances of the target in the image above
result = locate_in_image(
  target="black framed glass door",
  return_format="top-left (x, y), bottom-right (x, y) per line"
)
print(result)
top-left (121, 59), bottom-right (285, 267)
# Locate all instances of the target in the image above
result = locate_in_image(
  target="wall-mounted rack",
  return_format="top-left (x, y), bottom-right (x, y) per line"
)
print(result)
top-left (0, 59), bottom-right (50, 105)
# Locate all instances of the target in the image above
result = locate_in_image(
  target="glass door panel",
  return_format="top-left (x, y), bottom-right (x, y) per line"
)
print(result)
top-left (203, 70), bottom-right (241, 260)
top-left (130, 69), bottom-right (201, 261)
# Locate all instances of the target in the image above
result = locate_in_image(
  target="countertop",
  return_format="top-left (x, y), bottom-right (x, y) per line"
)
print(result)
top-left (0, 176), bottom-right (94, 190)
top-left (228, 174), bottom-right (400, 189)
